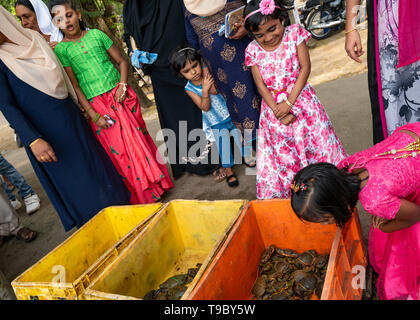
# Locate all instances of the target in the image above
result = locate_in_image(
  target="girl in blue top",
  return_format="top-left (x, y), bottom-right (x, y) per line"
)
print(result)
top-left (170, 47), bottom-right (253, 187)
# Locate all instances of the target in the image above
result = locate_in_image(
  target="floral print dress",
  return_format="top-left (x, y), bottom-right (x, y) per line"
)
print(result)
top-left (245, 24), bottom-right (347, 199)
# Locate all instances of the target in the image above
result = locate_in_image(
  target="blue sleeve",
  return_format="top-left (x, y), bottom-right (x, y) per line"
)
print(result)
top-left (0, 68), bottom-right (42, 147)
top-left (184, 14), bottom-right (200, 50)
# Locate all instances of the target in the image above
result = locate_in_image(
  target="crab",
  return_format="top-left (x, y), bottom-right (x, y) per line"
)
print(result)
top-left (184, 263), bottom-right (202, 283)
top-left (252, 274), bottom-right (268, 299)
top-left (253, 246), bottom-right (330, 300)
top-left (314, 254), bottom-right (329, 270)
top-left (271, 254), bottom-right (286, 262)
top-left (143, 263), bottom-right (203, 300)
top-left (260, 261), bottom-right (274, 274)
top-left (260, 245), bottom-right (276, 264)
top-left (315, 279), bottom-right (324, 299)
top-left (269, 292), bottom-right (289, 300)
top-left (272, 260), bottom-right (291, 276)
top-left (291, 270), bottom-right (318, 298)
top-left (154, 288), bottom-right (170, 300)
top-left (159, 274), bottom-right (186, 290)
top-left (295, 250), bottom-right (317, 269)
top-left (276, 248), bottom-right (299, 258)
top-left (168, 285), bottom-right (188, 300)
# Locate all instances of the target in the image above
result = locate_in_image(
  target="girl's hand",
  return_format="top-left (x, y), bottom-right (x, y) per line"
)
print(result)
top-left (280, 113), bottom-right (296, 126)
top-left (229, 22), bottom-right (248, 40)
top-left (30, 138), bottom-right (58, 163)
top-left (202, 73), bottom-right (214, 93)
top-left (345, 30), bottom-right (363, 63)
top-left (95, 116), bottom-right (112, 129)
top-left (274, 101), bottom-right (291, 119)
top-left (115, 83), bottom-right (127, 103)
top-left (209, 83), bottom-right (218, 95)
top-left (371, 215), bottom-right (388, 230)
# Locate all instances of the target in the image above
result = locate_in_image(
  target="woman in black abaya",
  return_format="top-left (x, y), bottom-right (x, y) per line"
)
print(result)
top-left (123, 0), bottom-right (220, 180)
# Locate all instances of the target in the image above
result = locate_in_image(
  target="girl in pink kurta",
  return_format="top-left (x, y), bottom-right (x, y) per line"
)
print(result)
top-left (243, 0), bottom-right (347, 199)
top-left (291, 122), bottom-right (420, 300)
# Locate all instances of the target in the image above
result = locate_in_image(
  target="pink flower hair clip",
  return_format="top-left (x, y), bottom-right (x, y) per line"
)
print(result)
top-left (244, 0), bottom-right (281, 22)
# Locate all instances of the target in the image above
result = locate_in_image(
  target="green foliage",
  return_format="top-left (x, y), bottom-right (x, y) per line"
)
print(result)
top-left (0, 0), bottom-right (17, 13)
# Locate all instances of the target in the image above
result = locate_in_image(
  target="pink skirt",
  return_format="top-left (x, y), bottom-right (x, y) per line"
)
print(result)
top-left (88, 85), bottom-right (173, 204)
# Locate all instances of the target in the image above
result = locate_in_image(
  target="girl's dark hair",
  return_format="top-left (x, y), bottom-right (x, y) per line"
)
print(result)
top-left (290, 163), bottom-right (362, 228)
top-left (48, 0), bottom-right (78, 11)
top-left (15, 0), bottom-right (35, 12)
top-left (169, 46), bottom-right (202, 76)
top-left (48, 0), bottom-right (87, 31)
top-left (243, 0), bottom-right (289, 33)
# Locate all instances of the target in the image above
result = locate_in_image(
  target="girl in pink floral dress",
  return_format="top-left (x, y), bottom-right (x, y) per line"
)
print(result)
top-left (243, 0), bottom-right (347, 199)
top-left (291, 123), bottom-right (420, 300)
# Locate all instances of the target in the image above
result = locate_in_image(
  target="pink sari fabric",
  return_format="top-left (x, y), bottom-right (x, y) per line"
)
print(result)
top-left (89, 85), bottom-right (173, 204)
top-left (397, 0), bottom-right (420, 68)
top-left (338, 122), bottom-right (420, 300)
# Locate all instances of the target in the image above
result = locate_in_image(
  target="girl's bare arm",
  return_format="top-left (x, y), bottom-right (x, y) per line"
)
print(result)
top-left (107, 44), bottom-right (128, 84)
top-left (64, 67), bottom-right (110, 129)
top-left (287, 41), bottom-right (311, 105)
top-left (378, 199), bottom-right (420, 233)
top-left (186, 90), bottom-right (211, 112)
top-left (250, 65), bottom-right (277, 111)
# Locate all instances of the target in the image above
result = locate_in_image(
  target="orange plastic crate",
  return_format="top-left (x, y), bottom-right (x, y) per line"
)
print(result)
top-left (187, 199), bottom-right (367, 300)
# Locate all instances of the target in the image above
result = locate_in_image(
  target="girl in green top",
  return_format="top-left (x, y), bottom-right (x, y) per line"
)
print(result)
top-left (50, 0), bottom-right (174, 204)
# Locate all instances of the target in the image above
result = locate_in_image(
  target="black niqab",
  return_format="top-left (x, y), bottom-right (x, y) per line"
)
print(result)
top-left (123, 0), bottom-right (174, 66)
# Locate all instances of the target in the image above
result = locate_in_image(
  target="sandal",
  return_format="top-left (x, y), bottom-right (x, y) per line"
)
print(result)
top-left (226, 174), bottom-right (239, 188)
top-left (212, 168), bottom-right (227, 183)
top-left (16, 227), bottom-right (37, 243)
top-left (243, 157), bottom-right (256, 168)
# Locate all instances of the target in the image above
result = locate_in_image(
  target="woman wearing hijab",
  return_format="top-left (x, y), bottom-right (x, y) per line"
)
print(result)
top-left (345, 0), bottom-right (420, 144)
top-left (15, 0), bottom-right (63, 48)
top-left (0, 5), bottom-right (131, 232)
top-left (123, 0), bottom-right (221, 181)
top-left (182, 0), bottom-right (261, 163)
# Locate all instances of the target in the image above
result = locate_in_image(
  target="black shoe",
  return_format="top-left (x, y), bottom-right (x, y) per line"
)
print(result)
top-left (226, 174), bottom-right (239, 187)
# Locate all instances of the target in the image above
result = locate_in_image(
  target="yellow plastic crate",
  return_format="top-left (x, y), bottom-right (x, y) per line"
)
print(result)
top-left (84, 200), bottom-right (247, 300)
top-left (12, 203), bottom-right (162, 300)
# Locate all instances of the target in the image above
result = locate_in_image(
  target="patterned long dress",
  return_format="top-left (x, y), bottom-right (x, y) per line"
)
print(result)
top-left (377, 0), bottom-right (420, 136)
top-left (245, 24), bottom-right (347, 199)
top-left (367, 0), bottom-right (420, 144)
top-left (183, 0), bottom-right (260, 142)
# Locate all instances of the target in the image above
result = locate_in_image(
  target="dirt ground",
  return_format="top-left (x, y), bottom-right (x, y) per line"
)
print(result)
top-left (0, 29), bottom-right (371, 289)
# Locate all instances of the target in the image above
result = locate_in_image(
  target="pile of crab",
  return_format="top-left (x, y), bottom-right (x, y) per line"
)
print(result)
top-left (252, 245), bottom-right (329, 300)
top-left (143, 263), bottom-right (202, 300)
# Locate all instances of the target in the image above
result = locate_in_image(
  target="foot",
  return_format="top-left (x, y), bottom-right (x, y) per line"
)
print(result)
top-left (225, 168), bottom-right (239, 188)
top-left (10, 199), bottom-right (22, 210)
top-left (212, 168), bottom-right (227, 183)
top-left (16, 227), bottom-right (37, 242)
top-left (243, 157), bottom-right (256, 168)
top-left (24, 194), bottom-right (40, 215)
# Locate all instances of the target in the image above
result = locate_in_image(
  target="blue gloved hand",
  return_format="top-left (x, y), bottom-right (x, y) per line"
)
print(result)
top-left (131, 50), bottom-right (158, 69)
